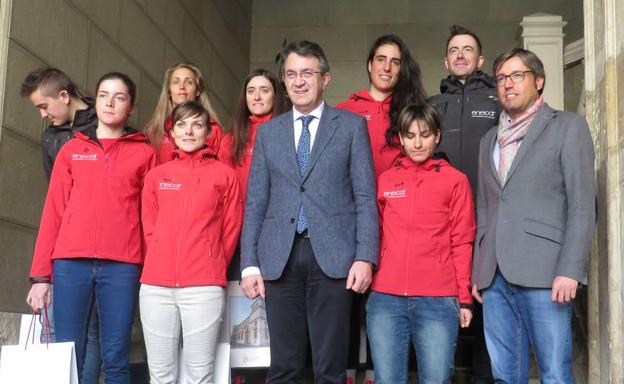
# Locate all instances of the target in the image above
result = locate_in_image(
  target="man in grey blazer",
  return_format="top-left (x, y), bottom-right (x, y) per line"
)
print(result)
top-left (240, 40), bottom-right (379, 384)
top-left (471, 48), bottom-right (595, 383)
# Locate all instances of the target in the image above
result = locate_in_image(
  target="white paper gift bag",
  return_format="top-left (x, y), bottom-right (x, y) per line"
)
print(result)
top-left (0, 341), bottom-right (79, 384)
top-left (0, 308), bottom-right (78, 384)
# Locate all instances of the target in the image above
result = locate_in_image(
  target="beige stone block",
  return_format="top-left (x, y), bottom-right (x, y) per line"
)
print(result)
top-left (0, 312), bottom-right (22, 345)
top-left (209, 55), bottom-right (242, 120)
top-left (164, 43), bottom-right (185, 72)
top-left (250, 26), bottom-right (368, 63)
top-left (212, 0), bottom-right (252, 54)
top-left (328, 0), bottom-right (408, 25)
top-left (145, 0), bottom-right (186, 47)
top-left (207, 91), bottom-right (231, 127)
top-left (86, 27), bottom-right (141, 95)
top-left (0, 130), bottom-right (47, 228)
top-left (3, 42), bottom-right (46, 143)
top-left (181, 14), bottom-right (213, 75)
top-left (324, 60), bottom-right (369, 99)
top-left (252, 0), bottom-right (330, 27)
top-left (70, 0), bottom-right (121, 40)
top-left (181, 0), bottom-right (202, 15)
top-left (0, 222), bottom-right (35, 313)
top-left (119, 0), bottom-right (166, 82)
top-left (234, 0), bottom-right (254, 25)
top-left (249, 61), bottom-right (281, 76)
top-left (420, 59), bottom-right (450, 96)
top-left (199, 1), bottom-right (249, 83)
top-left (137, 74), bottom-right (161, 130)
top-left (11, 0), bottom-right (88, 83)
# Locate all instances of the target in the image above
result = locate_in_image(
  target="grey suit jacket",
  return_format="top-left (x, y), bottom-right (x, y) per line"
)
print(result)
top-left (472, 103), bottom-right (596, 289)
top-left (240, 104), bottom-right (379, 280)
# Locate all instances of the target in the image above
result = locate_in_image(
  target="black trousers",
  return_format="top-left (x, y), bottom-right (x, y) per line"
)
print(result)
top-left (264, 236), bottom-right (353, 384)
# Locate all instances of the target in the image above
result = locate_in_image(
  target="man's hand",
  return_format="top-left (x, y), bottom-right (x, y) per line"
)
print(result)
top-left (472, 284), bottom-right (483, 304)
top-left (346, 261), bottom-right (373, 293)
top-left (26, 283), bottom-right (51, 312)
top-left (241, 274), bottom-right (266, 299)
top-left (460, 308), bottom-right (473, 328)
top-left (551, 276), bottom-right (578, 303)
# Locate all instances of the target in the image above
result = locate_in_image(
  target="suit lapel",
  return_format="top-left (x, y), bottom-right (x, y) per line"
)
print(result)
top-left (483, 130), bottom-right (501, 188)
top-left (277, 111), bottom-right (300, 180)
top-left (502, 104), bottom-right (556, 188)
top-left (303, 105), bottom-right (339, 180)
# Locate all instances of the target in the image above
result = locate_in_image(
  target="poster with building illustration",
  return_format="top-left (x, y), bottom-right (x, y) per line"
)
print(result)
top-left (227, 283), bottom-right (271, 368)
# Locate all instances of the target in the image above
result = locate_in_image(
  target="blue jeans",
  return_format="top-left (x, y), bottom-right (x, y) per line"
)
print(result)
top-left (366, 292), bottom-right (459, 384)
top-left (482, 271), bottom-right (574, 384)
top-left (46, 289), bottom-right (102, 384)
top-left (53, 259), bottom-right (140, 384)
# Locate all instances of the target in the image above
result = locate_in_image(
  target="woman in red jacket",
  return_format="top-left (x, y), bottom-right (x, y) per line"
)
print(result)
top-left (26, 72), bottom-right (157, 383)
top-left (367, 104), bottom-right (475, 384)
top-left (219, 69), bottom-right (287, 280)
top-left (337, 34), bottom-right (427, 181)
top-left (220, 68), bottom-right (287, 202)
top-left (140, 101), bottom-right (242, 384)
top-left (146, 62), bottom-right (225, 164)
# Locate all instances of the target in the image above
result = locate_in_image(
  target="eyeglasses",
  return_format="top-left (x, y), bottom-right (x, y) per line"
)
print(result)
top-left (495, 71), bottom-right (533, 87)
top-left (284, 70), bottom-right (322, 81)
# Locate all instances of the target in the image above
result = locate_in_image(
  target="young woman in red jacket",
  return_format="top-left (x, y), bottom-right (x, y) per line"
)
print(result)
top-left (146, 62), bottom-right (225, 164)
top-left (26, 72), bottom-right (157, 383)
top-left (367, 104), bottom-right (476, 384)
top-left (219, 68), bottom-right (288, 280)
top-left (337, 34), bottom-right (427, 181)
top-left (140, 101), bottom-right (243, 384)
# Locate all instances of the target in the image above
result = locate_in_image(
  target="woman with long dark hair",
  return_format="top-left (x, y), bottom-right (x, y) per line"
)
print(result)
top-left (220, 68), bottom-right (288, 201)
top-left (337, 34), bottom-right (427, 180)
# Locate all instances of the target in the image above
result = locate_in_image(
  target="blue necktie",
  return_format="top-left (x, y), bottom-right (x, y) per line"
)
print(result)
top-left (296, 115), bottom-right (313, 233)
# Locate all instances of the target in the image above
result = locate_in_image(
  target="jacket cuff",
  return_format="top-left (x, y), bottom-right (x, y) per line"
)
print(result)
top-left (29, 276), bottom-right (51, 284)
top-left (459, 303), bottom-right (474, 311)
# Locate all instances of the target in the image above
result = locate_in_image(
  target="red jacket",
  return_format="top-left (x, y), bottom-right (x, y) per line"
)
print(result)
top-left (157, 117), bottom-right (224, 165)
top-left (373, 158), bottom-right (476, 304)
top-left (141, 148), bottom-right (243, 287)
top-left (336, 90), bottom-right (402, 180)
top-left (219, 114), bottom-right (272, 204)
top-left (30, 128), bottom-right (157, 282)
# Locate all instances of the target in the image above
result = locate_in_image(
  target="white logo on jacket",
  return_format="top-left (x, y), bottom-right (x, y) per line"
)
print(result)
top-left (71, 153), bottom-right (97, 161)
top-left (159, 182), bottom-right (182, 191)
top-left (383, 189), bottom-right (406, 199)
top-left (471, 110), bottom-right (497, 119)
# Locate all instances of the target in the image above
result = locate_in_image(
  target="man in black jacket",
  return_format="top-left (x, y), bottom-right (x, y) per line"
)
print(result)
top-left (429, 25), bottom-right (500, 194)
top-left (428, 26), bottom-right (499, 384)
top-left (21, 67), bottom-right (97, 179)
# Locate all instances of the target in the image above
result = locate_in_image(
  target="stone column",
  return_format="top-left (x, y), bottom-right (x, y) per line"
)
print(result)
top-left (584, 0), bottom-right (624, 382)
top-left (521, 13), bottom-right (567, 110)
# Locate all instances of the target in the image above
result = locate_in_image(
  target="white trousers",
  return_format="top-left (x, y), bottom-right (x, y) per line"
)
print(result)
top-left (139, 284), bottom-right (225, 384)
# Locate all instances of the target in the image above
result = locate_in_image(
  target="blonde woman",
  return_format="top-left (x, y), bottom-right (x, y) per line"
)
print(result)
top-left (146, 62), bottom-right (224, 164)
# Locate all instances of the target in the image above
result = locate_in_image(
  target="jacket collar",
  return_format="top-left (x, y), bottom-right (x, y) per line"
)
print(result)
top-left (396, 156), bottom-right (447, 172)
top-left (172, 147), bottom-right (216, 161)
top-left (439, 71), bottom-right (496, 94)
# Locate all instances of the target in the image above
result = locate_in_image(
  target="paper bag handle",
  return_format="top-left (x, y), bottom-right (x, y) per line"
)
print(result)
top-left (25, 304), bottom-right (51, 350)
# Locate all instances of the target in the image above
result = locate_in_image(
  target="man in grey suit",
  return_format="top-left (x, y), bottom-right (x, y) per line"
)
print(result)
top-left (471, 48), bottom-right (595, 383)
top-left (240, 40), bottom-right (379, 384)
